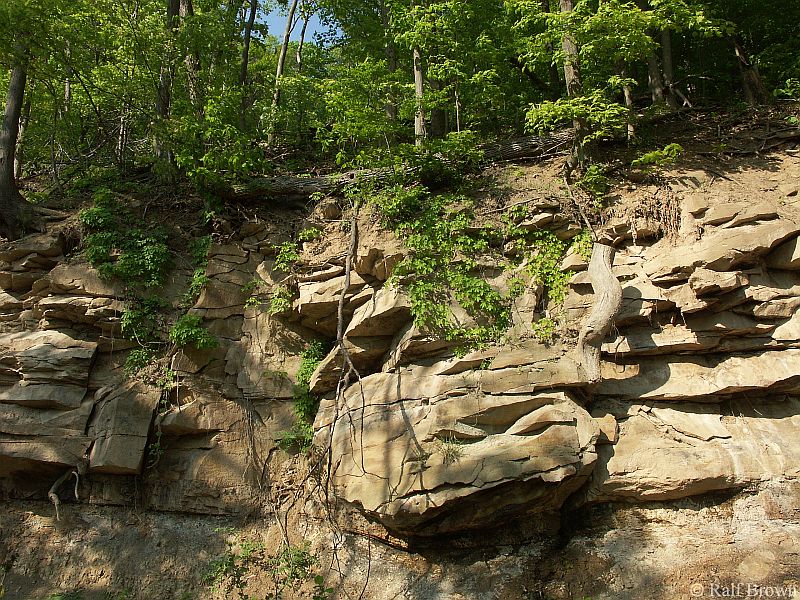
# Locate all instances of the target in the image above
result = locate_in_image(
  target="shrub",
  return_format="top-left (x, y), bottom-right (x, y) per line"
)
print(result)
top-left (169, 314), bottom-right (218, 350)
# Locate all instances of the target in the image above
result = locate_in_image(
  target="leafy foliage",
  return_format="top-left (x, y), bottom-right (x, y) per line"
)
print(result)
top-left (120, 296), bottom-right (168, 344)
top-left (273, 242), bottom-right (300, 273)
top-left (79, 189), bottom-right (170, 288)
top-left (278, 340), bottom-right (328, 453)
top-left (169, 314), bottom-right (218, 350)
top-left (204, 536), bottom-right (332, 600)
top-left (526, 90), bottom-right (629, 142)
top-left (631, 143), bottom-right (684, 167)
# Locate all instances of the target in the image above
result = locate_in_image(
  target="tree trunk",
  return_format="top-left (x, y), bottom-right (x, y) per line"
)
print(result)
top-left (380, 0), bottom-right (398, 121)
top-left (413, 46), bottom-right (426, 146)
top-left (541, 0), bottom-right (561, 99)
top-left (732, 37), bottom-right (768, 106)
top-left (180, 0), bottom-right (203, 116)
top-left (239, 0), bottom-right (258, 129)
top-left (14, 81), bottom-right (33, 181)
top-left (63, 44), bottom-right (72, 116)
top-left (559, 0), bottom-right (585, 171)
top-left (660, 30), bottom-right (678, 109)
top-left (295, 13), bottom-right (309, 72)
top-left (267, 0), bottom-right (299, 145)
top-left (429, 79), bottom-right (446, 138)
top-left (559, 0), bottom-right (581, 97)
top-left (0, 54), bottom-right (34, 240)
top-left (646, 50), bottom-right (666, 105)
top-left (295, 6), bottom-right (310, 143)
top-left (154, 0), bottom-right (180, 164)
top-left (617, 62), bottom-right (635, 140)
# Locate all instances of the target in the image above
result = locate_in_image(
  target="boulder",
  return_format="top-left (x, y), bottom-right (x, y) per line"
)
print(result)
top-left (344, 286), bottom-right (412, 338)
top-left (46, 262), bottom-right (123, 297)
top-left (316, 372), bottom-right (598, 534)
top-left (644, 220), bottom-right (799, 282)
top-left (88, 382), bottom-right (160, 475)
top-left (35, 295), bottom-right (125, 333)
top-left (0, 399), bottom-right (94, 475)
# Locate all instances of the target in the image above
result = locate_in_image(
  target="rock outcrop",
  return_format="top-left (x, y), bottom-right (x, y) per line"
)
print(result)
top-left (1, 154), bottom-right (799, 562)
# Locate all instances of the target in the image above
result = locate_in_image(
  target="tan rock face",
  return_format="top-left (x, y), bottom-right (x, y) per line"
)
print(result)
top-left (88, 382), bottom-right (160, 475)
top-left (0, 330), bottom-right (97, 409)
top-left (316, 371), bottom-right (598, 535)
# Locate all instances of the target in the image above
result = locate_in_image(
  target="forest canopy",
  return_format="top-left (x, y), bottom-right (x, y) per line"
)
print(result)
top-left (1, 0), bottom-right (799, 238)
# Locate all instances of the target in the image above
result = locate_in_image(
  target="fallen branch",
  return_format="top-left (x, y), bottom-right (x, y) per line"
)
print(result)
top-left (222, 132), bottom-right (575, 201)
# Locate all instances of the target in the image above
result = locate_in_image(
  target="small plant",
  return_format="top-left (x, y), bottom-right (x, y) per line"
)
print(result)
top-left (297, 227), bottom-right (323, 242)
top-left (435, 435), bottom-right (465, 466)
top-left (577, 164), bottom-right (610, 201)
top-left (203, 537), bottom-right (329, 600)
top-left (531, 315), bottom-right (558, 343)
top-left (274, 241), bottom-right (300, 272)
top-left (277, 340), bottom-right (328, 453)
top-left (189, 235), bottom-right (212, 266)
top-left (47, 592), bottom-right (84, 600)
top-left (169, 314), bottom-right (218, 350)
top-left (124, 347), bottom-right (157, 376)
top-left (183, 267), bottom-right (210, 307)
top-left (572, 229), bottom-right (594, 262)
top-left (631, 143), bottom-right (684, 167)
top-left (121, 296), bottom-right (168, 344)
top-left (276, 421), bottom-right (315, 453)
top-left (80, 190), bottom-right (171, 287)
top-left (267, 285), bottom-right (293, 316)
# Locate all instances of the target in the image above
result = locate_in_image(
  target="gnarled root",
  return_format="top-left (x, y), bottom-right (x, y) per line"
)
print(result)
top-left (48, 457), bottom-right (89, 521)
top-left (577, 243), bottom-right (623, 384)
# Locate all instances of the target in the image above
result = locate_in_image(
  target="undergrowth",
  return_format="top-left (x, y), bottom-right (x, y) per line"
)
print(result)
top-left (277, 340), bottom-right (328, 453)
top-left (204, 535), bottom-right (333, 600)
top-left (370, 181), bottom-right (583, 349)
top-left (79, 187), bottom-right (170, 287)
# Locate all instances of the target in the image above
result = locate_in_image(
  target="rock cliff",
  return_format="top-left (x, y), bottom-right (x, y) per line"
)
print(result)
top-left (1, 149), bottom-right (799, 599)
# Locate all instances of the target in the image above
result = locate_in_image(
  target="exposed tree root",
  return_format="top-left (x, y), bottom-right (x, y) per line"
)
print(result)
top-left (577, 243), bottom-right (623, 384)
top-left (47, 457), bottom-right (89, 521)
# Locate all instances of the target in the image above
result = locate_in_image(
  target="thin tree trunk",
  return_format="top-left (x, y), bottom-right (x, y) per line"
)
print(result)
top-left (63, 45), bottom-right (72, 116)
top-left (413, 46), bottom-right (426, 146)
top-left (646, 50), bottom-right (665, 105)
top-left (268, 0), bottom-right (299, 145)
top-left (541, 0), bottom-right (561, 99)
top-left (380, 1), bottom-right (398, 121)
top-left (295, 7), bottom-right (310, 143)
top-left (660, 29), bottom-right (678, 109)
top-left (295, 12), bottom-right (309, 72)
top-left (454, 82), bottom-right (461, 133)
top-left (429, 79), bottom-right (446, 138)
top-left (239, 0), bottom-right (258, 128)
top-left (732, 36), bottom-right (768, 106)
top-left (154, 0), bottom-right (180, 164)
top-left (617, 62), bottom-right (635, 140)
top-left (0, 49), bottom-right (34, 240)
top-left (180, 0), bottom-right (202, 116)
top-left (14, 81), bottom-right (33, 181)
top-left (577, 243), bottom-right (622, 384)
top-left (559, 0), bottom-right (585, 171)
